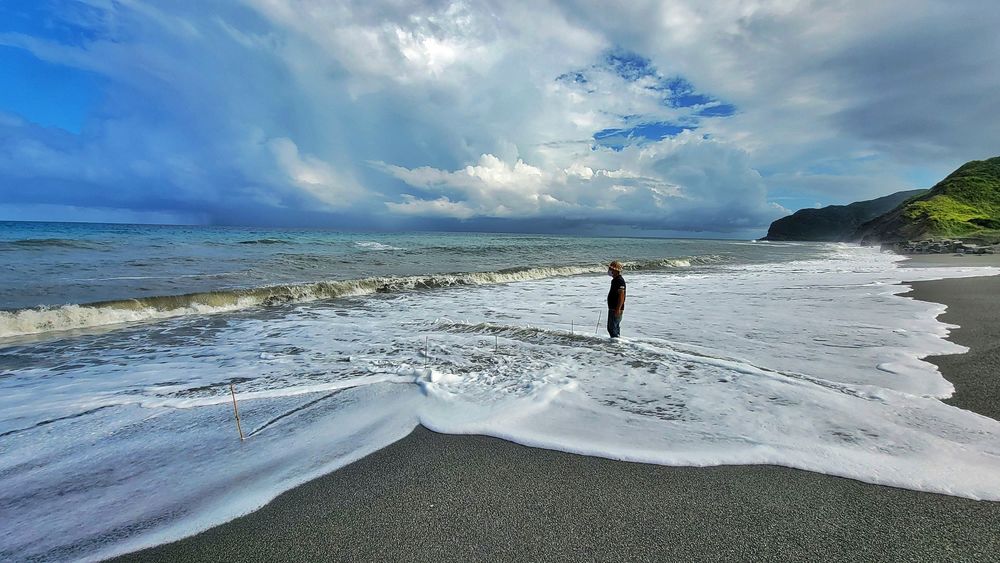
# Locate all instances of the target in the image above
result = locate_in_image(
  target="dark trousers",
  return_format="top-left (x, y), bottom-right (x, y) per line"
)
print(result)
top-left (607, 309), bottom-right (622, 338)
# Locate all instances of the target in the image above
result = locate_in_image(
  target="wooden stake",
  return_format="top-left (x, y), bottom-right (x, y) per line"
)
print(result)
top-left (571, 320), bottom-right (574, 335)
top-left (495, 335), bottom-right (498, 353)
top-left (230, 383), bottom-right (244, 441)
top-left (595, 310), bottom-right (602, 335)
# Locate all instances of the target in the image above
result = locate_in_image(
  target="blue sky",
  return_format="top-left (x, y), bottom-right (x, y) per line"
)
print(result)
top-left (0, 46), bottom-right (101, 133)
top-left (1, 1), bottom-right (999, 236)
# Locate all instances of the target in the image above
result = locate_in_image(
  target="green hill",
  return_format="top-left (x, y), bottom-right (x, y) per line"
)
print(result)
top-left (762, 189), bottom-right (926, 241)
top-left (854, 156), bottom-right (1000, 243)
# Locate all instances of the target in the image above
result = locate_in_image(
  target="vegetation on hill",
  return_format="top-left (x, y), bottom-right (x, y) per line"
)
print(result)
top-left (854, 156), bottom-right (1000, 243)
top-left (762, 189), bottom-right (926, 241)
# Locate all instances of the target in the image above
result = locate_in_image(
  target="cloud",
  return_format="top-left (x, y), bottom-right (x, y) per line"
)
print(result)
top-left (377, 154), bottom-right (550, 217)
top-left (379, 132), bottom-right (784, 231)
top-left (562, 0), bottom-right (1000, 197)
top-left (267, 137), bottom-right (364, 208)
top-left (385, 195), bottom-right (476, 219)
top-left (1, 0), bottom-right (998, 234)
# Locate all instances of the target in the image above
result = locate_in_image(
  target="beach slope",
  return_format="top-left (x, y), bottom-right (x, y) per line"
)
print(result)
top-left (114, 275), bottom-right (1000, 562)
top-left (907, 273), bottom-right (1000, 420)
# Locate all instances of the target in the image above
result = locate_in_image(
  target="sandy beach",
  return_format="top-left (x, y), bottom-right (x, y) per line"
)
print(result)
top-left (902, 253), bottom-right (1000, 269)
top-left (904, 256), bottom-right (1000, 420)
top-left (112, 271), bottom-right (1000, 562)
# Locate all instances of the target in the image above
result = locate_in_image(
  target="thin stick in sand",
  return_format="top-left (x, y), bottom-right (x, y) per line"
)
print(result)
top-left (230, 383), bottom-right (244, 441)
top-left (595, 310), bottom-right (602, 335)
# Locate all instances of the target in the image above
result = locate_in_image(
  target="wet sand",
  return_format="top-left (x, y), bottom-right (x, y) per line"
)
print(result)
top-left (906, 273), bottom-right (1000, 421)
top-left (113, 275), bottom-right (1000, 562)
top-left (902, 252), bottom-right (1000, 268)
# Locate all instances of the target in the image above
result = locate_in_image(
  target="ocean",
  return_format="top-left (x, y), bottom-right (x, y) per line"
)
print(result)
top-left (2, 221), bottom-right (999, 560)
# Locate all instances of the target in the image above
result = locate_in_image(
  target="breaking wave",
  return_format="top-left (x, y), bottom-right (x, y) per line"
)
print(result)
top-left (623, 255), bottom-right (725, 270)
top-left (354, 241), bottom-right (403, 251)
top-left (0, 255), bottom-right (723, 338)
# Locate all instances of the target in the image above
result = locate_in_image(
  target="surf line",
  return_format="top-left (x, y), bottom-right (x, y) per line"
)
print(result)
top-left (220, 312), bottom-right (608, 441)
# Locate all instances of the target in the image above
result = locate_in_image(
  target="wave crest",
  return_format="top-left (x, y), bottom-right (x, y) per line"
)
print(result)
top-left (0, 238), bottom-right (103, 250)
top-left (354, 241), bottom-right (403, 251)
top-left (236, 238), bottom-right (291, 245)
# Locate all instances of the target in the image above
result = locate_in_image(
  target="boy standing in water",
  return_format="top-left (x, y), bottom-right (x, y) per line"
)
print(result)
top-left (606, 261), bottom-right (626, 338)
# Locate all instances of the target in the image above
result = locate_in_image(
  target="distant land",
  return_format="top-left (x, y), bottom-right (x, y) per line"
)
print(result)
top-left (764, 156), bottom-right (1000, 243)
top-left (855, 156), bottom-right (1000, 243)
top-left (762, 189), bottom-right (926, 242)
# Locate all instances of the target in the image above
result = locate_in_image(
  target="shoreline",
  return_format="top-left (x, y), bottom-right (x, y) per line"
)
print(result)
top-left (112, 271), bottom-right (1000, 562)
top-left (904, 273), bottom-right (1000, 421)
top-left (900, 252), bottom-right (1000, 268)
top-left (116, 427), bottom-right (1000, 563)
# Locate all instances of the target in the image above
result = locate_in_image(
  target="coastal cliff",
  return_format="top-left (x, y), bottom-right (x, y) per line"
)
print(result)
top-left (854, 156), bottom-right (1000, 243)
top-left (762, 189), bottom-right (925, 241)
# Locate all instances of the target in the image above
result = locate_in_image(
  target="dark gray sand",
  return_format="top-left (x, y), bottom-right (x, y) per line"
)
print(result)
top-left (903, 253), bottom-right (1000, 268)
top-left (907, 274), bottom-right (1000, 421)
top-left (114, 276), bottom-right (1000, 563)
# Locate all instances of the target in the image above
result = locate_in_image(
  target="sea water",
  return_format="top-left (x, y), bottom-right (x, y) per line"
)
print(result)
top-left (1, 222), bottom-right (999, 561)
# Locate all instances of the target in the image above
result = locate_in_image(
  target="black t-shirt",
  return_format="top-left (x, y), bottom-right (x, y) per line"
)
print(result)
top-left (607, 275), bottom-right (626, 310)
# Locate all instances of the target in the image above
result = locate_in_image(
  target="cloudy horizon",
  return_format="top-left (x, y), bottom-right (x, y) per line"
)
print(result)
top-left (2, 0), bottom-right (999, 237)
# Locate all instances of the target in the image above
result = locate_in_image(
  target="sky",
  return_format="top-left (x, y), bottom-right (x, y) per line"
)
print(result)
top-left (1, 0), bottom-right (999, 237)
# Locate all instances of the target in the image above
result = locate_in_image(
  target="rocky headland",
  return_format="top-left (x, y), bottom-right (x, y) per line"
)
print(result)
top-left (762, 189), bottom-right (925, 242)
top-left (763, 156), bottom-right (1000, 246)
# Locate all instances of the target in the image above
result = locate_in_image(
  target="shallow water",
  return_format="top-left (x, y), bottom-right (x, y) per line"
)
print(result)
top-left (1, 224), bottom-right (999, 561)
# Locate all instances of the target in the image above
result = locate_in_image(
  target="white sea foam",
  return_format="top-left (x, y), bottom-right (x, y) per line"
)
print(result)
top-left (0, 261), bottom-right (701, 339)
top-left (354, 241), bottom-right (403, 250)
top-left (2, 245), bottom-right (1000, 561)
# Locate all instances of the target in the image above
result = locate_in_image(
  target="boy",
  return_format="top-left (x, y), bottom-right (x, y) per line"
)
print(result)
top-left (606, 261), bottom-right (626, 338)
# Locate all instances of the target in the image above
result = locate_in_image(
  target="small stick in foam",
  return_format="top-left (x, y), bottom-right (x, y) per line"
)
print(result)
top-left (230, 383), bottom-right (245, 441)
